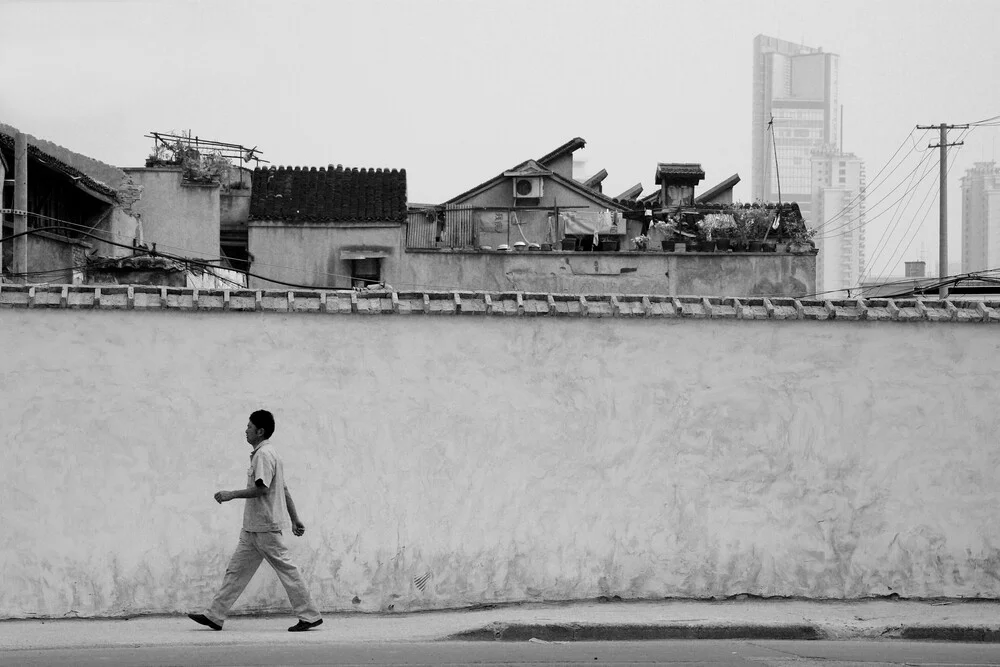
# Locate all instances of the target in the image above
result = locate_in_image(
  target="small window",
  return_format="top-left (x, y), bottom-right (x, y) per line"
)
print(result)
top-left (351, 258), bottom-right (381, 288)
top-left (514, 197), bottom-right (540, 208)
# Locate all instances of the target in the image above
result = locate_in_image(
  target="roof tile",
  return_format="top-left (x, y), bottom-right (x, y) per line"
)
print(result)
top-left (250, 165), bottom-right (407, 223)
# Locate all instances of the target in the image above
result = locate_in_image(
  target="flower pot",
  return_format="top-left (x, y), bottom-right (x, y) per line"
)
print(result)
top-left (715, 238), bottom-right (731, 252)
top-left (540, 243), bottom-right (553, 251)
top-left (661, 240), bottom-right (672, 251)
top-left (560, 238), bottom-right (577, 251)
top-left (775, 242), bottom-right (788, 253)
top-left (673, 242), bottom-right (687, 253)
top-left (698, 240), bottom-right (716, 252)
top-left (599, 239), bottom-right (620, 252)
top-left (763, 240), bottom-right (777, 253)
top-left (748, 240), bottom-right (763, 252)
top-left (731, 240), bottom-right (748, 252)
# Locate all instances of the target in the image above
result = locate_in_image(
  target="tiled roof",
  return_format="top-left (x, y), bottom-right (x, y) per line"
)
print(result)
top-left (615, 183), bottom-right (644, 200)
top-left (250, 165), bottom-right (407, 223)
top-left (445, 159), bottom-right (629, 211)
top-left (2, 284), bottom-right (998, 324)
top-left (655, 163), bottom-right (706, 184)
top-left (583, 169), bottom-right (608, 189)
top-left (0, 130), bottom-right (120, 202)
top-left (537, 137), bottom-right (586, 166)
top-left (695, 174), bottom-right (741, 203)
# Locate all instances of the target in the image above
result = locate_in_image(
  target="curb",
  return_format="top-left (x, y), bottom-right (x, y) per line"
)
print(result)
top-left (900, 626), bottom-right (1000, 642)
top-left (447, 623), bottom-right (821, 642)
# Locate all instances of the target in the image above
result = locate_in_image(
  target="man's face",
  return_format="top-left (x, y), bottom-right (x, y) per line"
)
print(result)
top-left (245, 420), bottom-right (264, 446)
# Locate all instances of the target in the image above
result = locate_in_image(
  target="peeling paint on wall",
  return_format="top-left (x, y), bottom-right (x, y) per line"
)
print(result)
top-left (1, 310), bottom-right (999, 618)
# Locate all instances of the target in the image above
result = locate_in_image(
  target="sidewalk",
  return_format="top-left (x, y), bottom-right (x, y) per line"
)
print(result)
top-left (1, 599), bottom-right (999, 651)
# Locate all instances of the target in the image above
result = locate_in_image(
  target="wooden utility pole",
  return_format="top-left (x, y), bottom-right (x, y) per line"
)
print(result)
top-left (12, 131), bottom-right (28, 281)
top-left (917, 122), bottom-right (968, 299)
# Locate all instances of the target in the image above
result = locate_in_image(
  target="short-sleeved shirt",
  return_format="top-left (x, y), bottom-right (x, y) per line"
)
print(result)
top-left (242, 440), bottom-right (288, 532)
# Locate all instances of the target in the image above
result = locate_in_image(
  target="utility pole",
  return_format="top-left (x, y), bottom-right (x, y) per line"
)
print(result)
top-left (916, 122), bottom-right (968, 299)
top-left (13, 132), bottom-right (28, 281)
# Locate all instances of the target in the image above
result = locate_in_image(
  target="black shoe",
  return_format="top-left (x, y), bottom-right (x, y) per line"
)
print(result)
top-left (188, 613), bottom-right (222, 631)
top-left (288, 618), bottom-right (323, 632)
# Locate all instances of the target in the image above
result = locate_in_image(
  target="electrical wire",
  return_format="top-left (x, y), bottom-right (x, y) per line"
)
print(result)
top-left (810, 128), bottom-right (928, 235)
top-left (854, 150), bottom-right (940, 285)
top-left (813, 147), bottom-right (939, 240)
top-left (795, 266), bottom-right (1000, 301)
top-left (0, 219), bottom-right (479, 293)
top-left (862, 128), bottom-right (970, 291)
top-left (966, 113), bottom-right (1000, 126)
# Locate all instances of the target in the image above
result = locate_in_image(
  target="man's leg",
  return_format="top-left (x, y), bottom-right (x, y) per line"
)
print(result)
top-left (203, 531), bottom-right (264, 627)
top-left (257, 531), bottom-right (322, 624)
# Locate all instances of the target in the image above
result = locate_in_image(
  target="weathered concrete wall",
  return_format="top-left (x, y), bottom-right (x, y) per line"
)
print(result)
top-left (1, 293), bottom-right (999, 619)
top-left (123, 168), bottom-right (220, 260)
top-left (220, 190), bottom-right (251, 226)
top-left (248, 223), bottom-right (404, 289)
top-left (3, 232), bottom-right (88, 284)
top-left (401, 249), bottom-right (816, 297)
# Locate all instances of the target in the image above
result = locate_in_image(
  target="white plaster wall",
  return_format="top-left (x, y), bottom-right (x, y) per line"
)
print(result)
top-left (2, 311), bottom-right (999, 619)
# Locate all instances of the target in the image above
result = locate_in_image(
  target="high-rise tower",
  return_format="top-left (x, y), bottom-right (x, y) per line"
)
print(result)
top-left (960, 161), bottom-right (1000, 273)
top-left (810, 147), bottom-right (866, 296)
top-left (751, 35), bottom-right (840, 225)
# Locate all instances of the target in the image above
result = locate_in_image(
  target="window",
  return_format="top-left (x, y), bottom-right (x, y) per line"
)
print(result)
top-left (351, 258), bottom-right (381, 288)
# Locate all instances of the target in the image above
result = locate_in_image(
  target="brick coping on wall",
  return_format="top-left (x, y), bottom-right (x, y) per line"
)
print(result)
top-left (1, 284), bottom-right (998, 322)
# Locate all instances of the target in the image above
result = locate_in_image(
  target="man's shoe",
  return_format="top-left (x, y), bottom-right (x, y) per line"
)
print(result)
top-left (188, 613), bottom-right (222, 631)
top-left (288, 618), bottom-right (323, 632)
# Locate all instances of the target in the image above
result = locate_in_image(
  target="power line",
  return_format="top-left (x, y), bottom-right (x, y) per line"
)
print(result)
top-left (855, 149), bottom-right (941, 285)
top-left (0, 217), bottom-right (480, 293)
top-left (864, 128), bottom-right (969, 291)
top-left (810, 128), bottom-right (927, 235)
top-left (813, 149), bottom-right (939, 240)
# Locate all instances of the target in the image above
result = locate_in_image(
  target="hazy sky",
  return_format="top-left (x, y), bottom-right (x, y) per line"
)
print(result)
top-left (2, 0), bottom-right (998, 279)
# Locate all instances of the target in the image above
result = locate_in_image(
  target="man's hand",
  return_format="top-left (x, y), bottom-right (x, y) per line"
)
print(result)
top-left (214, 490), bottom-right (233, 504)
top-left (292, 520), bottom-right (306, 537)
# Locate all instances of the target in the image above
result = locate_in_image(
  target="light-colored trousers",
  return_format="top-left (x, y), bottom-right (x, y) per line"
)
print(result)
top-left (204, 530), bottom-right (322, 625)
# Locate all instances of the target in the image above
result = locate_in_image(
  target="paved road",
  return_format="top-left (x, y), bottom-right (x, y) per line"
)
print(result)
top-left (6, 640), bottom-right (1000, 666)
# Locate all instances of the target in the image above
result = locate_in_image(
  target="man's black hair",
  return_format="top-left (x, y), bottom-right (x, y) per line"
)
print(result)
top-left (249, 410), bottom-right (275, 439)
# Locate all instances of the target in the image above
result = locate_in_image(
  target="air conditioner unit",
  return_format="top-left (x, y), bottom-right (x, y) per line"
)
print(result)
top-left (512, 177), bottom-right (543, 198)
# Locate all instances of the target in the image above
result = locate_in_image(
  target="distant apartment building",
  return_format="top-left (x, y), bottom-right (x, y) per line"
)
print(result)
top-left (810, 148), bottom-right (866, 297)
top-left (751, 35), bottom-right (839, 225)
top-left (960, 161), bottom-right (1000, 273)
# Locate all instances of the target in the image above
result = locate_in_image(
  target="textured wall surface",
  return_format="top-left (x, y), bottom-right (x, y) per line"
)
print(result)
top-left (401, 250), bottom-right (816, 297)
top-left (248, 223), bottom-right (403, 290)
top-left (123, 168), bottom-right (220, 260)
top-left (2, 308), bottom-right (999, 619)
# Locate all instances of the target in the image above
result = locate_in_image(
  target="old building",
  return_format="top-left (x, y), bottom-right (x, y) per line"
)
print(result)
top-left (400, 139), bottom-right (814, 297)
top-left (247, 164), bottom-right (408, 289)
top-left (0, 124), bottom-right (141, 284)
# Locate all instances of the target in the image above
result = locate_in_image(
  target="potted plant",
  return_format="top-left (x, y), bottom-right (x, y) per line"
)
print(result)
top-left (729, 208), bottom-right (751, 252)
top-left (713, 213), bottom-right (736, 252)
top-left (560, 237), bottom-right (577, 251)
top-left (695, 216), bottom-right (718, 252)
top-left (632, 234), bottom-right (650, 251)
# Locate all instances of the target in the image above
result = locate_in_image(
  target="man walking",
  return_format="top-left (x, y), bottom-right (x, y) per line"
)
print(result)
top-left (189, 410), bottom-right (323, 632)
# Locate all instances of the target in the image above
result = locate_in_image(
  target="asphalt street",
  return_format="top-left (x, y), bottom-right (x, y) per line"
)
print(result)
top-left (6, 640), bottom-right (1000, 666)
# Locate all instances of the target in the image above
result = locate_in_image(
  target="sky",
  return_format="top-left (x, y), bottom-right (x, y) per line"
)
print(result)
top-left (2, 0), bottom-right (999, 280)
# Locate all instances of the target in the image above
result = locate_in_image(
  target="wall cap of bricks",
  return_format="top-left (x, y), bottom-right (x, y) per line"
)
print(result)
top-left (1, 284), bottom-right (997, 323)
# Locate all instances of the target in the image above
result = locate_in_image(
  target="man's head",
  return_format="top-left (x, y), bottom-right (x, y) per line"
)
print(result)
top-left (246, 410), bottom-right (275, 446)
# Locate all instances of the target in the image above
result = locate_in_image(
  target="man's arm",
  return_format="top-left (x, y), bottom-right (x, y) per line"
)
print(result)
top-left (285, 486), bottom-right (306, 536)
top-left (215, 480), bottom-right (268, 504)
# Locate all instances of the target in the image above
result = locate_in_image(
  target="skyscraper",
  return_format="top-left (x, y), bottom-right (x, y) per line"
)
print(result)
top-left (810, 148), bottom-right (866, 296)
top-left (751, 35), bottom-right (840, 225)
top-left (960, 161), bottom-right (1000, 273)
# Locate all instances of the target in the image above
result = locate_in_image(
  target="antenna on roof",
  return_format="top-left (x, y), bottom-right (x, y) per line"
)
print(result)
top-left (768, 115), bottom-right (783, 204)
